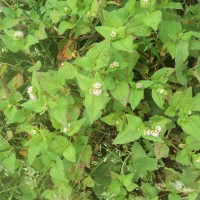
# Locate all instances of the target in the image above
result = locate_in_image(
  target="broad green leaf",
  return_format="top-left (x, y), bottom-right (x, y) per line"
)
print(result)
top-left (0, 18), bottom-right (19, 30)
top-left (4, 105), bottom-right (25, 124)
top-left (2, 153), bottom-right (16, 174)
top-left (0, 135), bottom-right (10, 151)
top-left (34, 22), bottom-right (47, 40)
top-left (85, 93), bottom-right (110, 123)
top-left (63, 144), bottom-right (76, 162)
top-left (151, 88), bottom-right (165, 109)
top-left (66, 118), bottom-right (86, 136)
top-left (50, 9), bottom-right (60, 23)
top-left (87, 40), bottom-right (110, 70)
top-left (48, 97), bottom-right (68, 125)
top-left (83, 176), bottom-right (94, 188)
top-left (178, 115), bottom-right (200, 139)
top-left (176, 149), bottom-right (191, 166)
top-left (175, 40), bottom-right (189, 85)
top-left (58, 21), bottom-right (75, 34)
top-left (154, 142), bottom-right (169, 159)
top-left (143, 10), bottom-right (162, 31)
top-left (168, 194), bottom-right (182, 200)
top-left (56, 62), bottom-right (76, 85)
top-left (76, 73), bottom-right (92, 91)
top-left (164, 2), bottom-right (183, 10)
top-left (158, 21), bottom-right (182, 43)
top-left (113, 115), bottom-right (143, 144)
top-left (129, 86), bottom-right (144, 110)
top-left (103, 10), bottom-right (123, 28)
top-left (141, 183), bottom-right (158, 199)
top-left (112, 35), bottom-right (133, 52)
top-left (130, 142), bottom-right (157, 181)
top-left (111, 81), bottom-right (129, 107)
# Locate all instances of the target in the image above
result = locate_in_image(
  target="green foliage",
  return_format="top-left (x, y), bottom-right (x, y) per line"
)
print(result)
top-left (0, 0), bottom-right (200, 199)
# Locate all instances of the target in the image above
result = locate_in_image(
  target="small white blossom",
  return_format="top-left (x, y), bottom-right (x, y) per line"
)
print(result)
top-left (155, 125), bottom-right (162, 132)
top-left (60, 62), bottom-right (64, 67)
top-left (86, 11), bottom-right (91, 17)
top-left (142, 0), bottom-right (150, 6)
top-left (63, 124), bottom-right (70, 133)
top-left (91, 88), bottom-right (102, 96)
top-left (188, 110), bottom-right (192, 115)
top-left (31, 130), bottom-right (37, 135)
top-left (196, 158), bottom-right (200, 163)
top-left (14, 31), bottom-right (24, 39)
top-left (109, 61), bottom-right (119, 69)
top-left (110, 31), bottom-right (117, 38)
top-left (157, 88), bottom-right (165, 94)
top-left (27, 86), bottom-right (33, 94)
top-left (144, 125), bottom-right (162, 137)
top-left (90, 82), bottom-right (103, 96)
top-left (93, 82), bottom-right (102, 89)
top-left (136, 82), bottom-right (144, 89)
top-left (27, 86), bottom-right (37, 100)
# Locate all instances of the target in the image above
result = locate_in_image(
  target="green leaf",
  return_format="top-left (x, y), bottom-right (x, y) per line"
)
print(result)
top-left (66, 118), bottom-right (86, 136)
top-left (113, 115), bottom-right (143, 144)
top-left (83, 176), bottom-right (94, 188)
top-left (158, 21), bottom-right (182, 43)
top-left (168, 194), bottom-right (182, 200)
top-left (112, 35), bottom-right (133, 52)
top-left (58, 21), bottom-right (75, 34)
top-left (50, 9), bottom-right (61, 23)
top-left (2, 153), bottom-right (16, 174)
top-left (85, 93), bottom-right (110, 123)
top-left (103, 10), bottom-right (123, 28)
top-left (56, 62), bottom-right (77, 85)
top-left (0, 18), bottom-right (19, 30)
top-left (130, 142), bottom-right (157, 181)
top-left (34, 22), bottom-right (47, 40)
top-left (111, 81), bottom-right (130, 107)
top-left (178, 115), bottom-right (200, 139)
top-left (154, 142), bottom-right (169, 159)
top-left (143, 10), bottom-right (162, 31)
top-left (87, 40), bottom-right (110, 70)
top-left (151, 88), bottom-right (165, 109)
top-left (164, 2), bottom-right (183, 10)
top-left (63, 144), bottom-right (76, 162)
top-left (129, 86), bottom-right (144, 110)
top-left (76, 73), bottom-right (92, 91)
top-left (175, 40), bottom-right (189, 85)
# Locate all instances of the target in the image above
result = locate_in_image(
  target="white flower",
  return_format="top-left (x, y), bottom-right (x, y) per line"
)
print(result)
top-left (90, 82), bottom-right (103, 96)
top-left (92, 88), bottom-right (102, 96)
top-left (27, 86), bottom-right (33, 94)
top-left (27, 86), bottom-right (37, 100)
top-left (144, 125), bottom-right (161, 137)
top-left (188, 110), bottom-right (192, 115)
top-left (136, 82), bottom-right (143, 89)
top-left (109, 61), bottom-right (119, 69)
top-left (196, 158), bottom-right (200, 163)
top-left (93, 82), bottom-right (102, 89)
top-left (14, 31), bottom-right (24, 39)
top-left (63, 124), bottom-right (70, 133)
top-left (110, 31), bottom-right (117, 38)
top-left (155, 125), bottom-right (162, 133)
top-left (31, 130), bottom-right (37, 135)
top-left (151, 130), bottom-right (159, 137)
top-left (86, 11), bottom-right (91, 17)
top-left (157, 88), bottom-right (165, 94)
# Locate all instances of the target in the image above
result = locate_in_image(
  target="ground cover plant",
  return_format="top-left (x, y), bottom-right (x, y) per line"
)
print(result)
top-left (0, 0), bottom-right (200, 199)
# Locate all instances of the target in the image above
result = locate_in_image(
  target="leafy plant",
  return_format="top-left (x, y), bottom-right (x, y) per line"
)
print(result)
top-left (0, 0), bottom-right (200, 199)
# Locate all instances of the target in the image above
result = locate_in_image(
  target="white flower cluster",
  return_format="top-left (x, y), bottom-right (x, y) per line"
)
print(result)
top-left (27, 86), bottom-right (37, 100)
top-left (157, 88), bottom-right (165, 94)
top-left (31, 130), bottom-right (37, 135)
top-left (90, 82), bottom-right (102, 96)
top-left (136, 82), bottom-right (144, 89)
top-left (14, 31), bottom-right (24, 39)
top-left (144, 125), bottom-right (162, 137)
top-left (63, 124), bottom-right (71, 133)
top-left (110, 31), bottom-right (117, 38)
top-left (142, 0), bottom-right (150, 6)
top-left (109, 61), bottom-right (119, 69)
